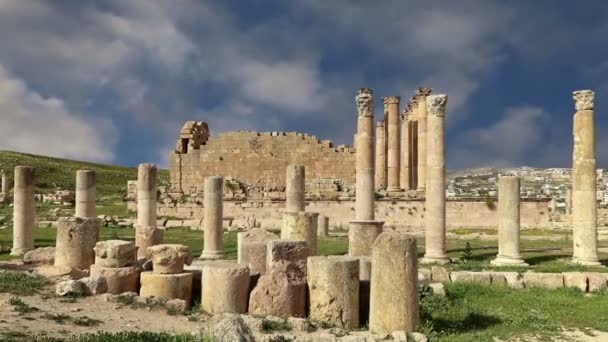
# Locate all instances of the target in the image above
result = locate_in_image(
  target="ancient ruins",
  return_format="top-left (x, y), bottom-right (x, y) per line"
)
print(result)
top-left (2, 87), bottom-right (605, 341)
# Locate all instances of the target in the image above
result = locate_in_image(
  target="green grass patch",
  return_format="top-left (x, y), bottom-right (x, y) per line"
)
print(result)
top-left (261, 318), bottom-right (292, 333)
top-left (8, 297), bottom-right (39, 314)
top-left (0, 272), bottom-right (49, 295)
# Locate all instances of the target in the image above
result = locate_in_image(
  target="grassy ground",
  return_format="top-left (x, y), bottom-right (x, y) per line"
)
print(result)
top-left (0, 151), bottom-right (169, 200)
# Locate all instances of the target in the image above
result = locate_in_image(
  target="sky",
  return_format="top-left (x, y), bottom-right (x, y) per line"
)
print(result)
top-left (0, 0), bottom-right (607, 170)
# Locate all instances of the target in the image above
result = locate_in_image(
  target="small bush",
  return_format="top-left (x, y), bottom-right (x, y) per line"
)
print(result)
top-left (9, 297), bottom-right (39, 314)
top-left (261, 318), bottom-right (291, 333)
top-left (461, 242), bottom-right (473, 261)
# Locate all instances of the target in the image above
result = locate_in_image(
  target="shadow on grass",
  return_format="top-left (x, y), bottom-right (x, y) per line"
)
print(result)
top-left (424, 312), bottom-right (502, 334)
top-left (525, 254), bottom-right (571, 265)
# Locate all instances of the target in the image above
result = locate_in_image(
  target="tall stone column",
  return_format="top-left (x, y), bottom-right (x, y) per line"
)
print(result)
top-left (571, 90), bottom-right (601, 266)
top-left (1, 170), bottom-right (8, 194)
top-left (565, 188), bottom-right (572, 215)
top-left (75, 170), bottom-right (96, 218)
top-left (416, 87), bottom-right (432, 191)
top-left (201, 176), bottom-right (225, 259)
top-left (286, 165), bottom-right (305, 212)
top-left (420, 95), bottom-right (450, 265)
top-left (136, 163), bottom-right (163, 259)
top-left (374, 120), bottom-right (387, 189)
top-left (400, 108), bottom-right (411, 190)
top-left (11, 166), bottom-right (35, 256)
top-left (369, 232), bottom-right (419, 334)
top-left (384, 96), bottom-right (401, 192)
top-left (491, 176), bottom-right (528, 266)
top-left (355, 88), bottom-right (376, 221)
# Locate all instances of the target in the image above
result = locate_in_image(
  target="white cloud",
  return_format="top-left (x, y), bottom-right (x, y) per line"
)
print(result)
top-left (0, 65), bottom-right (116, 162)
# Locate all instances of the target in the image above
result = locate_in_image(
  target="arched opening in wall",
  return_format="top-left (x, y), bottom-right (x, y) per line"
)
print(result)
top-left (180, 139), bottom-right (189, 154)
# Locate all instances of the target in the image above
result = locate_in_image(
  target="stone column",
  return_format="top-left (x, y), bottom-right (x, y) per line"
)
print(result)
top-left (348, 221), bottom-right (383, 257)
top-left (317, 215), bottom-right (329, 238)
top-left (420, 95), bottom-right (450, 265)
top-left (201, 176), bottom-right (225, 259)
top-left (565, 188), bottom-right (572, 215)
top-left (416, 87), bottom-right (432, 191)
top-left (237, 228), bottom-right (278, 275)
top-left (374, 120), bottom-right (387, 189)
top-left (75, 170), bottom-right (96, 218)
top-left (202, 261), bottom-right (250, 314)
top-left (307, 256), bottom-right (360, 329)
top-left (1, 170), bottom-right (8, 194)
top-left (355, 88), bottom-right (376, 221)
top-left (491, 176), bottom-right (528, 266)
top-left (369, 232), bottom-right (419, 334)
top-left (136, 163), bottom-right (163, 259)
top-left (400, 109), bottom-right (411, 190)
top-left (571, 90), bottom-right (601, 265)
top-left (384, 96), bottom-right (401, 192)
top-left (282, 211), bottom-right (318, 255)
top-left (54, 217), bottom-right (100, 269)
top-left (11, 166), bottom-right (35, 256)
top-left (286, 165), bottom-right (305, 212)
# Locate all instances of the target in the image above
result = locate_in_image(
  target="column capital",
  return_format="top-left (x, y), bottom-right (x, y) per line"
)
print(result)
top-left (416, 87), bottom-right (432, 97)
top-left (356, 88), bottom-right (375, 117)
top-left (426, 94), bottom-right (448, 117)
top-left (377, 120), bottom-right (385, 128)
top-left (382, 96), bottom-right (401, 105)
top-left (573, 90), bottom-right (594, 111)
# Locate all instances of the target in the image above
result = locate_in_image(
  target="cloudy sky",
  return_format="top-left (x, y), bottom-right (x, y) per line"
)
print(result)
top-left (0, 0), bottom-right (607, 170)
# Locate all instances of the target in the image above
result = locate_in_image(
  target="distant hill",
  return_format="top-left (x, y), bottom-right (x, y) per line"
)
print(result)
top-left (0, 151), bottom-right (169, 199)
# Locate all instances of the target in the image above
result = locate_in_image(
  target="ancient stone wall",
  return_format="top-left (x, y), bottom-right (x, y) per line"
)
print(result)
top-left (170, 129), bottom-right (356, 194)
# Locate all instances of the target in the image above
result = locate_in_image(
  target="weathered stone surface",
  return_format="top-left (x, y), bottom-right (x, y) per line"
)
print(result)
top-left (166, 299), bottom-right (189, 315)
top-left (431, 266), bottom-right (450, 283)
top-left (140, 271), bottom-right (193, 304)
top-left (75, 170), bottom-right (96, 218)
top-left (80, 276), bottom-right (108, 295)
top-left (213, 314), bottom-right (254, 342)
top-left (147, 244), bottom-right (193, 274)
top-left (449, 271), bottom-right (491, 285)
top-left (286, 165), bottom-right (305, 212)
top-left (523, 272), bottom-right (564, 289)
top-left (586, 272), bottom-right (608, 292)
top-left (93, 240), bottom-right (137, 268)
top-left (307, 256), bottom-right (359, 329)
top-left (281, 211), bottom-right (318, 256)
top-left (201, 176), bottom-right (225, 259)
top-left (54, 217), bottom-right (100, 270)
top-left (490, 272), bottom-right (524, 289)
top-left (266, 240), bottom-right (309, 273)
top-left (237, 228), bottom-right (278, 275)
top-left (23, 247), bottom-right (55, 265)
top-left (249, 261), bottom-right (307, 318)
top-left (201, 261), bottom-right (250, 314)
top-left (11, 166), bottom-right (35, 256)
top-left (419, 268), bottom-right (432, 284)
top-left (348, 220), bottom-right (383, 257)
top-left (89, 264), bottom-right (139, 294)
top-left (563, 272), bottom-right (588, 292)
top-left (428, 282), bottom-right (446, 297)
top-left (34, 265), bottom-right (88, 280)
top-left (55, 279), bottom-right (86, 297)
top-left (491, 176), bottom-right (528, 267)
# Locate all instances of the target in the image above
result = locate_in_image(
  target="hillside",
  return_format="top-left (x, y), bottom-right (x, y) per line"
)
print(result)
top-left (0, 151), bottom-right (169, 199)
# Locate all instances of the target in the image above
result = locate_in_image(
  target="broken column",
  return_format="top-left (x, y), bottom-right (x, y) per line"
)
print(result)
top-left (136, 164), bottom-right (163, 259)
top-left (420, 94), bottom-right (450, 265)
top-left (491, 176), bottom-right (528, 267)
top-left (369, 232), bottom-right (419, 334)
top-left (571, 90), bottom-right (601, 265)
top-left (140, 244), bottom-right (194, 306)
top-left (400, 108), bottom-right (411, 190)
top-left (11, 166), bottom-right (35, 256)
top-left (249, 240), bottom-right (309, 317)
top-left (75, 170), bottom-right (96, 218)
top-left (281, 211), bottom-right (318, 256)
top-left (237, 228), bottom-right (278, 275)
top-left (90, 240), bottom-right (139, 294)
top-left (54, 217), bottom-right (100, 270)
top-left (416, 88), bottom-right (432, 191)
top-left (384, 96), bottom-right (401, 192)
top-left (286, 165), bottom-right (306, 212)
top-left (350, 88), bottom-right (384, 256)
top-left (375, 120), bottom-right (387, 189)
top-left (201, 176), bottom-right (225, 259)
top-left (317, 215), bottom-right (329, 238)
top-left (202, 261), bottom-right (250, 314)
top-left (307, 256), bottom-right (360, 329)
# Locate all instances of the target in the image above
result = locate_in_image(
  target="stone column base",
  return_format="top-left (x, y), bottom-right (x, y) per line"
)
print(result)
top-left (348, 220), bottom-right (384, 257)
top-left (199, 250), bottom-right (225, 260)
top-left (491, 256), bottom-right (528, 267)
top-left (419, 256), bottom-right (451, 265)
top-left (90, 264), bottom-right (140, 294)
top-left (10, 247), bottom-right (32, 257)
top-left (140, 271), bottom-right (193, 305)
top-left (571, 258), bottom-right (603, 267)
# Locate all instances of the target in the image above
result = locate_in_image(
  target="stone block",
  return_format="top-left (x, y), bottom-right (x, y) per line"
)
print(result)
top-left (147, 244), bottom-right (193, 274)
top-left (249, 260), bottom-right (307, 318)
top-left (89, 264), bottom-right (139, 294)
top-left (93, 240), bottom-right (137, 268)
top-left (563, 272), bottom-right (588, 292)
top-left (201, 261), bottom-right (250, 314)
top-left (490, 272), bottom-right (524, 289)
top-left (23, 247), bottom-right (55, 265)
top-left (449, 271), bottom-right (491, 285)
top-left (523, 272), bottom-right (564, 289)
top-left (586, 272), bottom-right (608, 292)
top-left (237, 228), bottom-right (278, 275)
top-left (140, 271), bottom-right (193, 305)
top-left (54, 217), bottom-right (100, 270)
top-left (431, 266), bottom-right (450, 283)
top-left (266, 240), bottom-right (309, 273)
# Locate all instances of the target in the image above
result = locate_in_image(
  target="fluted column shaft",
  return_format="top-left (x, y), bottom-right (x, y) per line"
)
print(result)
top-left (416, 88), bottom-right (432, 191)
